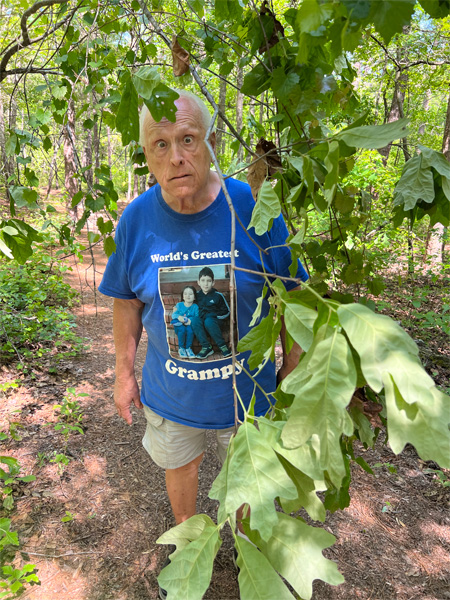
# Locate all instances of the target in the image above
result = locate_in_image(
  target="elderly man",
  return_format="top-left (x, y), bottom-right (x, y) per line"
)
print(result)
top-left (99, 90), bottom-right (308, 593)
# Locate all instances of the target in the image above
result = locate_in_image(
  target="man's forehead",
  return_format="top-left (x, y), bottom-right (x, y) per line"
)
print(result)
top-left (144, 98), bottom-right (203, 132)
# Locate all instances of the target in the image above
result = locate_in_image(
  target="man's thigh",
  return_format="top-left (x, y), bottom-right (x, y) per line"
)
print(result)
top-left (142, 406), bottom-right (207, 469)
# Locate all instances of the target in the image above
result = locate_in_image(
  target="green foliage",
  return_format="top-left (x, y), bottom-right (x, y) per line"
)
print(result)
top-left (2, 0), bottom-right (450, 597)
top-left (53, 387), bottom-right (87, 440)
top-left (0, 250), bottom-right (85, 370)
top-left (0, 457), bottom-right (36, 512)
top-left (0, 519), bottom-right (39, 598)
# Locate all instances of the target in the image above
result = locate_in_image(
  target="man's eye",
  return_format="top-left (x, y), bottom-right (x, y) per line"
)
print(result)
top-left (156, 141), bottom-right (166, 149)
top-left (184, 136), bottom-right (193, 144)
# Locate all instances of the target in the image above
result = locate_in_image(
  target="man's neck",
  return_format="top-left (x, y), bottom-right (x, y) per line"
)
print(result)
top-left (161, 171), bottom-right (221, 214)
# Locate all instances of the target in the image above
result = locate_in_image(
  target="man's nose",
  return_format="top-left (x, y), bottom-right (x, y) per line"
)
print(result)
top-left (169, 143), bottom-right (184, 165)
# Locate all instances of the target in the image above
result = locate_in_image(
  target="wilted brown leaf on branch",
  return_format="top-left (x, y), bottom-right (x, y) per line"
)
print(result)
top-left (247, 137), bottom-right (282, 200)
top-left (171, 36), bottom-right (190, 76)
top-left (258, 0), bottom-right (285, 54)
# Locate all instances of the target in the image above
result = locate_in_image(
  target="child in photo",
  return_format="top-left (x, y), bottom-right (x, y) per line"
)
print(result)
top-left (192, 266), bottom-right (231, 359)
top-left (171, 285), bottom-right (199, 359)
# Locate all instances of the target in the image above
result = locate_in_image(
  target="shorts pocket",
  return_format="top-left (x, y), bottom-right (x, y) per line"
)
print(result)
top-left (143, 405), bottom-right (164, 427)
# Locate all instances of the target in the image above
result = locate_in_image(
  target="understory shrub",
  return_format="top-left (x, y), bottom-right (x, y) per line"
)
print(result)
top-left (0, 250), bottom-right (85, 370)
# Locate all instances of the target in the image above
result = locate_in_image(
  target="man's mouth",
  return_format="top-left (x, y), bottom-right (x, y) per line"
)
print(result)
top-left (171, 174), bottom-right (190, 180)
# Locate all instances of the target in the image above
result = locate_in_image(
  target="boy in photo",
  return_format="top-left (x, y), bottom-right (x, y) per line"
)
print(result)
top-left (192, 266), bottom-right (231, 359)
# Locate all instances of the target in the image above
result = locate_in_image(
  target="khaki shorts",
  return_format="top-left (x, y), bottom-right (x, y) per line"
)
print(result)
top-left (142, 405), bottom-right (235, 469)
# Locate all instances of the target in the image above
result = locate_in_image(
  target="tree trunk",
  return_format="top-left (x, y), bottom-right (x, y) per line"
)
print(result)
top-left (84, 108), bottom-right (93, 189)
top-left (45, 141), bottom-right (60, 198)
top-left (216, 78), bottom-right (227, 159)
top-left (378, 34), bottom-right (409, 165)
top-left (236, 65), bottom-right (244, 163)
top-left (424, 85), bottom-right (450, 266)
top-left (0, 89), bottom-right (7, 192)
top-left (64, 98), bottom-right (78, 220)
top-left (107, 126), bottom-right (112, 170)
top-left (92, 98), bottom-right (100, 184)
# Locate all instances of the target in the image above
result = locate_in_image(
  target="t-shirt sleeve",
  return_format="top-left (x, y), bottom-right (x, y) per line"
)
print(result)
top-left (98, 220), bottom-right (137, 300)
top-left (267, 214), bottom-right (309, 291)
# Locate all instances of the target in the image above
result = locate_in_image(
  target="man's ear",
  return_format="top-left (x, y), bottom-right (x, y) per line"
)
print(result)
top-left (143, 147), bottom-right (152, 171)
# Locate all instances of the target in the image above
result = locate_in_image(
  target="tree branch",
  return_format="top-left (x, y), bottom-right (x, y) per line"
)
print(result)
top-left (0, 0), bottom-right (70, 83)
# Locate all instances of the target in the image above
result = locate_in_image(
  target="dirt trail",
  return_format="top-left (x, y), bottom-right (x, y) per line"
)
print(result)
top-left (0, 237), bottom-right (449, 600)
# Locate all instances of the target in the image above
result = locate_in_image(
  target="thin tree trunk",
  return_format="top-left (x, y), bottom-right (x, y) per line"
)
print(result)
top-left (236, 66), bottom-right (244, 163)
top-left (0, 89), bottom-right (7, 191)
top-left (45, 141), bottom-right (59, 198)
top-left (378, 33), bottom-right (410, 165)
top-left (424, 85), bottom-right (450, 265)
top-left (92, 97), bottom-right (100, 185)
top-left (216, 78), bottom-right (227, 159)
top-left (84, 108), bottom-right (93, 189)
top-left (64, 98), bottom-right (78, 220)
top-left (107, 126), bottom-right (112, 170)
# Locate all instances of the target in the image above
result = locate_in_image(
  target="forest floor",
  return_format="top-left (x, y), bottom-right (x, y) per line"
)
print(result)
top-left (1, 223), bottom-right (450, 600)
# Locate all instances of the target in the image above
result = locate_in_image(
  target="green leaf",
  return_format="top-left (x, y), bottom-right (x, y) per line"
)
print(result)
top-left (295, 0), bottom-right (334, 34)
top-left (335, 118), bottom-right (409, 149)
top-left (143, 83), bottom-right (179, 124)
top-left (235, 536), bottom-right (295, 600)
top-left (0, 519), bottom-right (19, 547)
top-left (248, 180), bottom-right (281, 236)
top-left (209, 423), bottom-right (297, 541)
top-left (383, 374), bottom-right (450, 469)
top-left (370, 0), bottom-right (415, 44)
top-left (271, 68), bottom-right (299, 102)
top-left (283, 299), bottom-right (317, 352)
top-left (5, 133), bottom-right (19, 157)
top-left (419, 0), bottom-right (450, 18)
top-left (324, 141), bottom-right (339, 205)
top-left (103, 235), bottom-right (116, 257)
top-left (157, 515), bottom-right (221, 600)
top-left (338, 304), bottom-right (437, 407)
top-left (215, 0), bottom-right (242, 22)
top-left (251, 513), bottom-right (344, 600)
top-left (277, 454), bottom-right (326, 522)
top-left (394, 155), bottom-right (435, 209)
top-left (116, 79), bottom-right (139, 145)
top-left (282, 329), bottom-right (356, 486)
top-left (241, 64), bottom-right (272, 97)
top-left (349, 406), bottom-right (374, 447)
top-left (9, 186), bottom-right (39, 209)
top-left (132, 66), bottom-right (160, 99)
top-left (237, 307), bottom-right (281, 370)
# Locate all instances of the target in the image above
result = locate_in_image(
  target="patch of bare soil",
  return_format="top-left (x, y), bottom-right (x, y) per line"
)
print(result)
top-left (1, 235), bottom-right (449, 600)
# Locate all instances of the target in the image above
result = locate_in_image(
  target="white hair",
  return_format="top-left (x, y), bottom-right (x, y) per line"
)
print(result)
top-left (139, 89), bottom-right (214, 147)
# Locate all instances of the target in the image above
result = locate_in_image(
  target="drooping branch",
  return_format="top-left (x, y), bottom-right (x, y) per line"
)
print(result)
top-left (0, 0), bottom-right (71, 83)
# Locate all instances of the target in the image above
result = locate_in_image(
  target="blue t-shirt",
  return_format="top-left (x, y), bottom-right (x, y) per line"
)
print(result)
top-left (99, 177), bottom-right (309, 429)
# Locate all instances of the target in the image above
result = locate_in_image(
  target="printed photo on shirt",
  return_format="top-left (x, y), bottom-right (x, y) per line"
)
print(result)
top-left (159, 264), bottom-right (239, 362)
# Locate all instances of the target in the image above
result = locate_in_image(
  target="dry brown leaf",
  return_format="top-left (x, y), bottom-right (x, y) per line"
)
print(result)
top-left (258, 0), bottom-right (285, 54)
top-left (247, 140), bottom-right (267, 200)
top-left (171, 35), bottom-right (190, 77)
top-left (247, 137), bottom-right (283, 200)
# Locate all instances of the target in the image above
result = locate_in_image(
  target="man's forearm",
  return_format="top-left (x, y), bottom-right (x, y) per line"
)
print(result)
top-left (113, 298), bottom-right (144, 378)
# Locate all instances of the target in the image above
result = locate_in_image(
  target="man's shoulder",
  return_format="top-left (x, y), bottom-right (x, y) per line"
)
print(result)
top-left (121, 186), bottom-right (159, 221)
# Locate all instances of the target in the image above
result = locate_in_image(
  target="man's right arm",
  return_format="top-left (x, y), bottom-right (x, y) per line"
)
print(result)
top-left (113, 298), bottom-right (145, 425)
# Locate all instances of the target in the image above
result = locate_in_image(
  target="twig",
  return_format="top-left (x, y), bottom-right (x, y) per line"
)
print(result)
top-left (25, 550), bottom-right (101, 558)
top-left (119, 446), bottom-right (140, 460)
